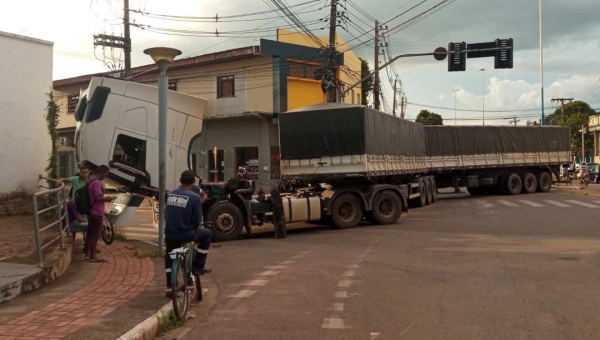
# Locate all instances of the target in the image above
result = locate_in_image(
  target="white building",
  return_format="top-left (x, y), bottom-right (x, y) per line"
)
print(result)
top-left (0, 31), bottom-right (53, 194)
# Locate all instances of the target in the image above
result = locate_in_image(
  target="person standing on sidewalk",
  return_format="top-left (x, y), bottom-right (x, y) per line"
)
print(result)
top-left (86, 165), bottom-right (114, 262)
top-left (164, 170), bottom-right (212, 297)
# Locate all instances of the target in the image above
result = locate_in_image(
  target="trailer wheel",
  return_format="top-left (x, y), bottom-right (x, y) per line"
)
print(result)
top-left (425, 179), bottom-right (433, 205)
top-left (206, 202), bottom-right (244, 241)
top-left (331, 194), bottom-right (363, 229)
top-left (429, 178), bottom-right (438, 203)
top-left (521, 173), bottom-right (537, 194)
top-left (372, 191), bottom-right (402, 225)
top-left (505, 173), bottom-right (522, 195)
top-left (416, 180), bottom-right (427, 207)
top-left (536, 172), bottom-right (552, 192)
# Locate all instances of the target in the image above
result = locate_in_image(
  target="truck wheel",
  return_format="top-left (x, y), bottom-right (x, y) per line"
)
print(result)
top-left (536, 172), bottom-right (552, 192)
top-left (429, 178), bottom-right (438, 203)
top-left (331, 194), bottom-right (363, 229)
top-left (425, 180), bottom-right (433, 205)
top-left (505, 173), bottom-right (522, 195)
top-left (372, 191), bottom-right (402, 225)
top-left (416, 180), bottom-right (427, 207)
top-left (206, 202), bottom-right (244, 241)
top-left (520, 173), bottom-right (537, 194)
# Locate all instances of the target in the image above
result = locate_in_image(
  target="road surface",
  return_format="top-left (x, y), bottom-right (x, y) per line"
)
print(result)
top-left (160, 190), bottom-right (600, 340)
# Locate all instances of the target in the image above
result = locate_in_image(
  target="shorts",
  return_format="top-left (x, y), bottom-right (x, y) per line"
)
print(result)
top-left (87, 215), bottom-right (103, 239)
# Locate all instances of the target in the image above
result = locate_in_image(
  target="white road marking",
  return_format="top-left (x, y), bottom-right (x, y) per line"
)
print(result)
top-left (334, 291), bottom-right (348, 298)
top-left (322, 318), bottom-right (346, 329)
top-left (265, 265), bottom-right (287, 269)
top-left (242, 280), bottom-right (269, 286)
top-left (519, 200), bottom-right (544, 207)
top-left (280, 260), bottom-right (296, 265)
top-left (544, 200), bottom-right (571, 208)
top-left (476, 200), bottom-right (494, 208)
top-left (292, 255), bottom-right (305, 259)
top-left (348, 264), bottom-right (360, 269)
top-left (338, 280), bottom-right (353, 287)
top-left (497, 200), bottom-right (518, 207)
top-left (370, 332), bottom-right (381, 340)
top-left (258, 270), bottom-right (280, 276)
top-left (343, 270), bottom-right (356, 277)
top-left (229, 290), bottom-right (256, 298)
top-left (332, 303), bottom-right (344, 312)
top-left (566, 200), bottom-right (600, 208)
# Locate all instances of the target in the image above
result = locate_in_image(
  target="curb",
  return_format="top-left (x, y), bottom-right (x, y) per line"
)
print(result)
top-left (0, 240), bottom-right (73, 304)
top-left (117, 301), bottom-right (173, 340)
top-left (554, 186), bottom-right (600, 199)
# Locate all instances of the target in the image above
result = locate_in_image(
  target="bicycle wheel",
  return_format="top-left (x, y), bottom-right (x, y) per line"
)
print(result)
top-left (171, 258), bottom-right (189, 320)
top-left (193, 273), bottom-right (203, 302)
top-left (102, 215), bottom-right (114, 245)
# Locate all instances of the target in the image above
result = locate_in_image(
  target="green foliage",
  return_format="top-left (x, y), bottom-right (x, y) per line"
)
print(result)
top-left (359, 58), bottom-right (373, 106)
top-left (416, 110), bottom-right (443, 125)
top-left (546, 101), bottom-right (595, 158)
top-left (157, 311), bottom-right (184, 335)
top-left (45, 90), bottom-right (60, 189)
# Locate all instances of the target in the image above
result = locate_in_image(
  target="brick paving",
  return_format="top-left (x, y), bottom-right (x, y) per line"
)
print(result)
top-left (0, 242), bottom-right (154, 339)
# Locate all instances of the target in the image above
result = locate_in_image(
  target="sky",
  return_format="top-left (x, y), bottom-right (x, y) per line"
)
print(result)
top-left (1, 0), bottom-right (599, 125)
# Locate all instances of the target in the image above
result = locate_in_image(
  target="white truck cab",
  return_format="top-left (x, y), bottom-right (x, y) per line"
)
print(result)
top-left (74, 77), bottom-right (207, 195)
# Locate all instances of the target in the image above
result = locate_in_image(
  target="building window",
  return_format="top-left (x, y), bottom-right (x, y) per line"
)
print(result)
top-left (58, 151), bottom-right (75, 178)
top-left (112, 134), bottom-right (146, 171)
top-left (168, 81), bottom-right (178, 91)
top-left (235, 147), bottom-right (259, 180)
top-left (217, 75), bottom-right (235, 98)
top-left (67, 94), bottom-right (79, 114)
top-left (288, 62), bottom-right (322, 79)
top-left (270, 146), bottom-right (280, 179)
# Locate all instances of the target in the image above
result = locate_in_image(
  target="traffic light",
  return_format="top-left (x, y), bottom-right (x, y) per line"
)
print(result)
top-left (447, 42), bottom-right (466, 72)
top-left (494, 38), bottom-right (513, 69)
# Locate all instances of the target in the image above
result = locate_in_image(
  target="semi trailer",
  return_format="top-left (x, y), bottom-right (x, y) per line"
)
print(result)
top-left (74, 77), bottom-right (571, 241)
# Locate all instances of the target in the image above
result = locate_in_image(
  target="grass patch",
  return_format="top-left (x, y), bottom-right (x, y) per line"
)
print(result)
top-left (157, 311), bottom-right (183, 335)
top-left (134, 248), bottom-right (165, 259)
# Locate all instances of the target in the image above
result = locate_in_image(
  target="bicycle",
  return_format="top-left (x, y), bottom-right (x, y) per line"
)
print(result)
top-left (579, 173), bottom-right (590, 188)
top-left (169, 222), bottom-right (211, 320)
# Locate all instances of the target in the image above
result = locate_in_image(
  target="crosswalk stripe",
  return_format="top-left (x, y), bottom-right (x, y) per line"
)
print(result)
top-left (497, 200), bottom-right (518, 207)
top-left (544, 200), bottom-right (571, 208)
top-left (476, 200), bottom-right (493, 208)
top-left (519, 200), bottom-right (544, 207)
top-left (566, 200), bottom-right (600, 208)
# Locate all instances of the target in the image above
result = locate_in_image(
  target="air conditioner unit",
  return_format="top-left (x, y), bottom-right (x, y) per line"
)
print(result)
top-left (60, 137), bottom-right (68, 146)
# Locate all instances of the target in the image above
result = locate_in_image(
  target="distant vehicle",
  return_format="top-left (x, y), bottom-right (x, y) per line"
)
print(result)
top-left (588, 163), bottom-right (600, 183)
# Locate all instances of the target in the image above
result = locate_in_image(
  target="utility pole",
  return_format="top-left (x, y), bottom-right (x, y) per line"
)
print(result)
top-left (479, 68), bottom-right (486, 125)
top-left (400, 96), bottom-right (405, 119)
top-left (539, 0), bottom-right (545, 125)
top-left (551, 97), bottom-right (574, 119)
top-left (325, 0), bottom-right (338, 103)
top-left (453, 89), bottom-right (458, 125)
top-left (93, 0), bottom-right (132, 79)
top-left (373, 21), bottom-right (380, 110)
top-left (509, 116), bottom-right (520, 126)
top-left (582, 125), bottom-right (586, 164)
top-left (392, 79), bottom-right (397, 116)
top-left (123, 0), bottom-right (132, 78)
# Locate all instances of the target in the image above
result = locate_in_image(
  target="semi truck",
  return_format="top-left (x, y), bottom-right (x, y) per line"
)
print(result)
top-left (74, 77), bottom-right (571, 241)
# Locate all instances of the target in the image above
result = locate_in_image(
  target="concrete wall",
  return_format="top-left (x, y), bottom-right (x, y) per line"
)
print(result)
top-left (190, 115), bottom-right (280, 191)
top-left (0, 32), bottom-right (53, 194)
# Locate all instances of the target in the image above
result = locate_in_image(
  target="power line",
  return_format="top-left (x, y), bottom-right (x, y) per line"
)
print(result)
top-left (132, 6), bottom-right (324, 23)
top-left (408, 101), bottom-right (548, 113)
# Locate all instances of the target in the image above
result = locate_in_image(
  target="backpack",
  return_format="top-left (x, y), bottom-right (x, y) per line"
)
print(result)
top-left (74, 178), bottom-right (98, 215)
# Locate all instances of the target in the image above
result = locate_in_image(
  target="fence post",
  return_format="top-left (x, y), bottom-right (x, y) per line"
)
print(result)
top-left (31, 195), bottom-right (44, 267)
top-left (63, 186), bottom-right (70, 237)
top-left (56, 190), bottom-right (64, 249)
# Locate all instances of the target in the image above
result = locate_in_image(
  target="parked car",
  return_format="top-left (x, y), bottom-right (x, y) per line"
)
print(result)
top-left (588, 163), bottom-right (600, 183)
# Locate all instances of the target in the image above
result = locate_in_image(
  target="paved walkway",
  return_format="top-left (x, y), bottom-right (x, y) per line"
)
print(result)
top-left (0, 242), bottom-right (155, 339)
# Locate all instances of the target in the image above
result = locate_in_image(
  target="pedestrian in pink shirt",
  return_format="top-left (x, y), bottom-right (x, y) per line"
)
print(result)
top-left (85, 165), bottom-right (115, 262)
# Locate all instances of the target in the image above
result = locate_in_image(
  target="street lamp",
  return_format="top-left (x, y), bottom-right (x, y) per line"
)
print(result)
top-left (453, 88), bottom-right (458, 125)
top-left (479, 68), bottom-right (486, 125)
top-left (144, 47), bottom-right (182, 251)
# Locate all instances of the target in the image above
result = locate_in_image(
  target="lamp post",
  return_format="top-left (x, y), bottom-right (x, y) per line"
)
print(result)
top-left (479, 68), bottom-right (486, 125)
top-left (144, 47), bottom-right (182, 251)
top-left (453, 88), bottom-right (458, 125)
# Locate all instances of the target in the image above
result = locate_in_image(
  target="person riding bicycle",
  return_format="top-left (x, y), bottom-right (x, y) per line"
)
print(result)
top-left (164, 170), bottom-right (212, 297)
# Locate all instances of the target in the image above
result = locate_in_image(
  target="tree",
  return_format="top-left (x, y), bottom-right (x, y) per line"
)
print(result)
top-left (527, 120), bottom-right (540, 126)
top-left (546, 101), bottom-right (595, 159)
top-left (416, 110), bottom-right (443, 125)
top-left (359, 58), bottom-right (373, 106)
top-left (45, 90), bottom-right (60, 189)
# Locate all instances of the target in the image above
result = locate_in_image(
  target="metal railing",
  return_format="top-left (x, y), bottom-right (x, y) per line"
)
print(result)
top-left (33, 176), bottom-right (70, 267)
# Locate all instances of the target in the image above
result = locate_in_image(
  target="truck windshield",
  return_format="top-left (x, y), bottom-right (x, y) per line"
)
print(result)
top-left (84, 86), bottom-right (111, 123)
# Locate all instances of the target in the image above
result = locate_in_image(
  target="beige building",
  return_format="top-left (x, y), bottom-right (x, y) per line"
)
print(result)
top-left (53, 33), bottom-right (363, 181)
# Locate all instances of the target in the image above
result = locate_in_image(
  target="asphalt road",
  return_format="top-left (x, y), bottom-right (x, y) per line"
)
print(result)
top-left (160, 190), bottom-right (600, 340)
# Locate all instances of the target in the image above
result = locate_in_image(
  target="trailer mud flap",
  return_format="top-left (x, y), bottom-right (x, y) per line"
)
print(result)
top-left (270, 190), bottom-right (287, 239)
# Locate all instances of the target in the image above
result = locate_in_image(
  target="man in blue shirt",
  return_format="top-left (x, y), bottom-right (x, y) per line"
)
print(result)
top-left (164, 170), bottom-right (212, 297)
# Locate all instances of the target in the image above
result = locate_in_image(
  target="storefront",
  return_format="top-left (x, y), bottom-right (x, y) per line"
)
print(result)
top-left (589, 114), bottom-right (600, 164)
top-left (190, 113), bottom-right (281, 192)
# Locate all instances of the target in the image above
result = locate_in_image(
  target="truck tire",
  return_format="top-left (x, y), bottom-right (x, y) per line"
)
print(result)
top-left (536, 172), bottom-right (552, 192)
top-left (206, 202), bottom-right (244, 241)
top-left (521, 173), bottom-right (537, 194)
top-left (505, 173), bottom-right (522, 195)
top-left (425, 180), bottom-right (433, 205)
top-left (429, 178), bottom-right (438, 202)
top-left (331, 193), bottom-right (363, 229)
top-left (416, 180), bottom-right (427, 207)
top-left (372, 191), bottom-right (402, 224)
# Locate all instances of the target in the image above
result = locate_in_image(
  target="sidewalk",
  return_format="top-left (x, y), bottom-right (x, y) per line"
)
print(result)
top-left (0, 239), bottom-right (167, 339)
top-left (554, 183), bottom-right (600, 198)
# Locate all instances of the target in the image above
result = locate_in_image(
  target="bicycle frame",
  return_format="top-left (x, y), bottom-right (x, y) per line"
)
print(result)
top-left (170, 242), bottom-right (195, 287)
